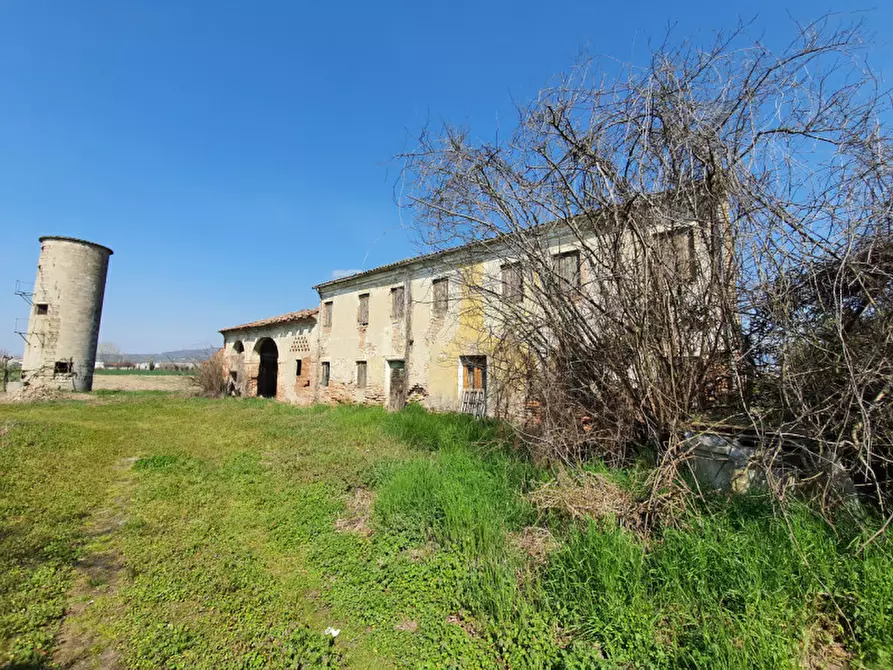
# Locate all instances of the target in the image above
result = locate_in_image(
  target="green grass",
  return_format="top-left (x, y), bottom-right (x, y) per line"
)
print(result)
top-left (0, 397), bottom-right (891, 668)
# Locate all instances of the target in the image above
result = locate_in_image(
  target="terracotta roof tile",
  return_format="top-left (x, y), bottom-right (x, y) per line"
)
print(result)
top-left (219, 307), bottom-right (318, 333)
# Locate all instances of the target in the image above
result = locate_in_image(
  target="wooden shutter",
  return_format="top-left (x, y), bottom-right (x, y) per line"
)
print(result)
top-left (655, 228), bottom-right (696, 281)
top-left (358, 294), bottom-right (369, 325)
top-left (391, 286), bottom-right (405, 319)
top-left (553, 251), bottom-right (580, 290)
top-left (433, 278), bottom-right (448, 315)
top-left (461, 358), bottom-right (485, 390)
top-left (502, 264), bottom-right (522, 302)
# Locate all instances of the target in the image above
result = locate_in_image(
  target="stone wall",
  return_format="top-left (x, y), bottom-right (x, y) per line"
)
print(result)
top-left (221, 319), bottom-right (317, 405)
top-left (21, 237), bottom-right (113, 392)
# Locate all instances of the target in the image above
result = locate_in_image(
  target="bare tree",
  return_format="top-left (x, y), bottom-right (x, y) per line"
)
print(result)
top-left (400, 16), bottom-right (893, 513)
top-left (97, 342), bottom-right (122, 365)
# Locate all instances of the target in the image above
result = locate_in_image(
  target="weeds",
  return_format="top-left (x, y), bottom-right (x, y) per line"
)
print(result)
top-left (1, 397), bottom-right (891, 668)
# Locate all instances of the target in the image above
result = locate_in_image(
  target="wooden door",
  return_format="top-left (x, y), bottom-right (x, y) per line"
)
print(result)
top-left (461, 356), bottom-right (487, 417)
top-left (389, 360), bottom-right (406, 411)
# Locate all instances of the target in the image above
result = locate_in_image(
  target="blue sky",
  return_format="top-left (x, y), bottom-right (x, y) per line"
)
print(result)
top-left (1, 0), bottom-right (891, 355)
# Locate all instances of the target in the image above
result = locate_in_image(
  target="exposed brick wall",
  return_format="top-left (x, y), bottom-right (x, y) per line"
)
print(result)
top-left (319, 380), bottom-right (387, 406)
top-left (288, 355), bottom-right (315, 405)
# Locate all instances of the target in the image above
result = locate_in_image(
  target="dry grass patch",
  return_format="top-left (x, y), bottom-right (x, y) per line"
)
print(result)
top-left (394, 619), bottom-right (418, 633)
top-left (508, 526), bottom-right (558, 564)
top-left (446, 612), bottom-right (479, 638)
top-left (405, 542), bottom-right (436, 563)
top-left (799, 615), bottom-right (851, 670)
top-left (528, 469), bottom-right (639, 529)
top-left (334, 487), bottom-right (375, 536)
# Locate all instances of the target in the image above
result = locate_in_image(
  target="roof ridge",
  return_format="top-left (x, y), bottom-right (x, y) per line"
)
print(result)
top-left (219, 307), bottom-right (318, 333)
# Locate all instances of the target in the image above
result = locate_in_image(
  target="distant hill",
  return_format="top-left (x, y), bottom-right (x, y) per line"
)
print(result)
top-left (122, 348), bottom-right (217, 363)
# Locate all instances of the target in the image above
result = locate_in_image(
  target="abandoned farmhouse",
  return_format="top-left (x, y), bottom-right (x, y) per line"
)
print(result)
top-left (220, 208), bottom-right (721, 417)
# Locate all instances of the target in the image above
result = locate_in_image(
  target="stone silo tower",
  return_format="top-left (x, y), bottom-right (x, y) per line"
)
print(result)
top-left (21, 236), bottom-right (113, 392)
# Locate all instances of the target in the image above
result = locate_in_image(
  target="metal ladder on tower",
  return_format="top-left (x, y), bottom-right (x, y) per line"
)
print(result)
top-left (13, 280), bottom-right (34, 344)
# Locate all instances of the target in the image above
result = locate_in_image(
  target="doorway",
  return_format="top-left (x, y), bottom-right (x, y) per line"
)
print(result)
top-left (257, 338), bottom-right (279, 398)
top-left (388, 360), bottom-right (406, 411)
top-left (460, 355), bottom-right (487, 417)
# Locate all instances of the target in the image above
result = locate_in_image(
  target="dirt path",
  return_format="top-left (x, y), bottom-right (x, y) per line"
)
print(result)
top-left (52, 456), bottom-right (139, 669)
top-left (91, 375), bottom-right (193, 392)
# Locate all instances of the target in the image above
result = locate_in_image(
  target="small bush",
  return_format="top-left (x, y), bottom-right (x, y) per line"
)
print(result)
top-left (191, 350), bottom-right (226, 397)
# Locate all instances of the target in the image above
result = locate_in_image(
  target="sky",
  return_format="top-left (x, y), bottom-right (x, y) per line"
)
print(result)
top-left (1, 0), bottom-right (891, 355)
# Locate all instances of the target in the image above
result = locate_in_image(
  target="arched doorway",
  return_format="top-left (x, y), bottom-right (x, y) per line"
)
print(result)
top-left (256, 338), bottom-right (278, 398)
top-left (227, 341), bottom-right (245, 396)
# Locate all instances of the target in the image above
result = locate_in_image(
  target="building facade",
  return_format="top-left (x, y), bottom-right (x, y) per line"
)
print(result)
top-left (310, 221), bottom-right (672, 416)
top-left (220, 209), bottom-right (724, 415)
top-left (219, 308), bottom-right (317, 404)
top-left (313, 248), bottom-right (492, 413)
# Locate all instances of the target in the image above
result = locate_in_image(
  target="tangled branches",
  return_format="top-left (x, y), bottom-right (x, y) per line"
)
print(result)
top-left (400, 16), bottom-right (893, 513)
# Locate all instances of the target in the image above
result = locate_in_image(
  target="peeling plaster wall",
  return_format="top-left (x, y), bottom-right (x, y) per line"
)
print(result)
top-left (221, 319), bottom-right (317, 404)
top-left (315, 218), bottom-right (722, 415)
top-left (317, 254), bottom-right (509, 415)
top-left (317, 274), bottom-right (407, 407)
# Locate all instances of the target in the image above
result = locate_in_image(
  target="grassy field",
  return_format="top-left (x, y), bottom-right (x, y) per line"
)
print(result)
top-left (1, 394), bottom-right (891, 668)
top-left (93, 368), bottom-right (195, 376)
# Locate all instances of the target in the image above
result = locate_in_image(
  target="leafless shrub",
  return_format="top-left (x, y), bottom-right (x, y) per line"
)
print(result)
top-left (192, 350), bottom-right (227, 397)
top-left (400, 16), bottom-right (893, 518)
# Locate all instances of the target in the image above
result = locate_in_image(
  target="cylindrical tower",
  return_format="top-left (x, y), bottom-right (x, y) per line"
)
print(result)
top-left (21, 236), bottom-right (113, 392)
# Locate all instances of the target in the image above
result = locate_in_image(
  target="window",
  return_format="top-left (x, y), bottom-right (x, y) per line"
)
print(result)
top-left (323, 301), bottom-right (333, 327)
top-left (461, 356), bottom-right (487, 390)
top-left (553, 251), bottom-right (581, 291)
top-left (391, 286), bottom-right (405, 320)
top-left (460, 356), bottom-right (487, 416)
top-left (433, 278), bottom-right (449, 316)
top-left (357, 293), bottom-right (369, 326)
top-left (233, 341), bottom-right (244, 354)
top-left (53, 361), bottom-right (70, 375)
top-left (321, 362), bottom-right (330, 387)
top-left (654, 228), bottom-right (696, 281)
top-left (295, 360), bottom-right (302, 376)
top-left (356, 361), bottom-right (367, 388)
top-left (35, 303), bottom-right (48, 315)
top-left (501, 263), bottom-right (523, 303)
